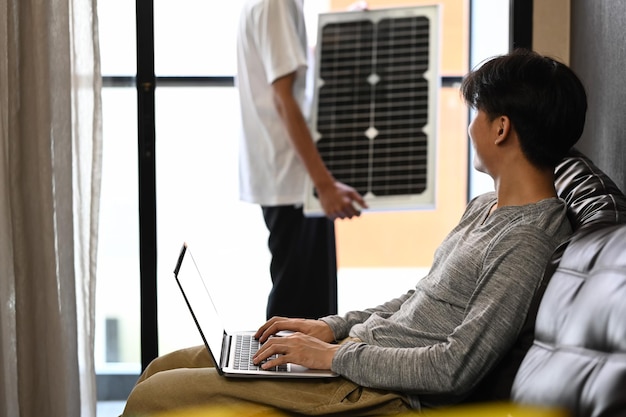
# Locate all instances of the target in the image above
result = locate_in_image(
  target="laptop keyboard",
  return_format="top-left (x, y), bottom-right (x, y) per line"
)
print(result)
top-left (233, 334), bottom-right (288, 372)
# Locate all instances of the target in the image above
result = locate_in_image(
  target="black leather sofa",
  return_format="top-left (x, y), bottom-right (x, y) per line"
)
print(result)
top-left (468, 149), bottom-right (626, 416)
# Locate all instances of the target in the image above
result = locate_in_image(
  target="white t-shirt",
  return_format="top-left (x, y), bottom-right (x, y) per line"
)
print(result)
top-left (236, 0), bottom-right (310, 206)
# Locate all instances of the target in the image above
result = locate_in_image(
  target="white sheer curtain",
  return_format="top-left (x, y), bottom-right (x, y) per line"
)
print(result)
top-left (0, 0), bottom-right (102, 416)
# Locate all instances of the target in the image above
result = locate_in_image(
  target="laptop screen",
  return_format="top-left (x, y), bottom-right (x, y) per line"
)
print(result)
top-left (173, 243), bottom-right (226, 368)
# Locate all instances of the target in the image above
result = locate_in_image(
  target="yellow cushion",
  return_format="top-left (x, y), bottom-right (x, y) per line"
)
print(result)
top-left (151, 402), bottom-right (568, 417)
top-left (419, 402), bottom-right (569, 417)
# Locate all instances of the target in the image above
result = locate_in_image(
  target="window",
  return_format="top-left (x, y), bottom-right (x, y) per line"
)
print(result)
top-left (95, 0), bottom-right (140, 402)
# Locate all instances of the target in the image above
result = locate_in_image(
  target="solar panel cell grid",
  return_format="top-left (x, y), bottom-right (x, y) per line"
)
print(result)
top-left (306, 6), bottom-right (438, 214)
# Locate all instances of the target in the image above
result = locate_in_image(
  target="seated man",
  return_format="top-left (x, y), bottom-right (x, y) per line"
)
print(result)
top-left (121, 49), bottom-right (588, 416)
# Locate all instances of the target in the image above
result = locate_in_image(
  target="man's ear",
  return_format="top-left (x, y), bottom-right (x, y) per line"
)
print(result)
top-left (494, 115), bottom-right (512, 144)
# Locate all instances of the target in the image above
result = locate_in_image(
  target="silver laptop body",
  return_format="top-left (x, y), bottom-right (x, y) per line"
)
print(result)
top-left (173, 243), bottom-right (338, 378)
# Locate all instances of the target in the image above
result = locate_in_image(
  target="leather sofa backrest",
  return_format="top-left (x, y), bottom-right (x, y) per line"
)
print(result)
top-left (511, 223), bottom-right (626, 416)
top-left (550, 148), bottom-right (626, 271)
top-left (555, 148), bottom-right (626, 230)
top-left (466, 148), bottom-right (626, 403)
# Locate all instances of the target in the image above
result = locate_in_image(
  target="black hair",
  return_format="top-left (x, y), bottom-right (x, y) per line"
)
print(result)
top-left (460, 49), bottom-right (588, 168)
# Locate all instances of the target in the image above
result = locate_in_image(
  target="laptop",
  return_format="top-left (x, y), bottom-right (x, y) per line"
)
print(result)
top-left (173, 242), bottom-right (338, 378)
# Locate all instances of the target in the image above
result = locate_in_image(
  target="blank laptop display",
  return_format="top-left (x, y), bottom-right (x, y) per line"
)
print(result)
top-left (173, 243), bottom-right (338, 378)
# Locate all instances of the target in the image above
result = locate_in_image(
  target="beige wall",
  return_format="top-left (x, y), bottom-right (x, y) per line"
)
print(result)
top-left (533, 0), bottom-right (570, 64)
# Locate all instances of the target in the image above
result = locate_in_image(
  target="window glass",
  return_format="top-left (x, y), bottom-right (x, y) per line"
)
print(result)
top-left (154, 0), bottom-right (248, 76)
top-left (469, 0), bottom-right (511, 198)
top-left (95, 88), bottom-right (141, 373)
top-left (153, 87), bottom-right (271, 355)
top-left (97, 0), bottom-right (136, 76)
top-left (95, 0), bottom-right (141, 401)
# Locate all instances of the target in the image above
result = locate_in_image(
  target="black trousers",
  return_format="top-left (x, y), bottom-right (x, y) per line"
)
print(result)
top-left (261, 205), bottom-right (338, 320)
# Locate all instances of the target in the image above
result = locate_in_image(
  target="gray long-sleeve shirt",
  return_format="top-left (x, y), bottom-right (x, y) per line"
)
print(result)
top-left (321, 192), bottom-right (572, 408)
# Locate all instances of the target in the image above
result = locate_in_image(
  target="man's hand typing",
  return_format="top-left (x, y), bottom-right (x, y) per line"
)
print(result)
top-left (254, 316), bottom-right (336, 343)
top-left (252, 332), bottom-right (340, 371)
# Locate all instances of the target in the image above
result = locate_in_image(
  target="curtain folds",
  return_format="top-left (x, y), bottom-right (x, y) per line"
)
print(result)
top-left (0, 0), bottom-right (102, 416)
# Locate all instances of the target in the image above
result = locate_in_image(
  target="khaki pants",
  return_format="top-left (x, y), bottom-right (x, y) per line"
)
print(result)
top-left (122, 345), bottom-right (412, 417)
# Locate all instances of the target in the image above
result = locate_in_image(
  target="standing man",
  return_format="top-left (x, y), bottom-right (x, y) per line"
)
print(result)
top-left (236, 0), bottom-right (368, 320)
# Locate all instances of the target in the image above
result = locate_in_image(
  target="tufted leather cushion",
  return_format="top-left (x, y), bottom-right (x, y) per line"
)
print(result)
top-left (511, 224), bottom-right (626, 416)
top-left (466, 148), bottom-right (626, 403)
top-left (549, 148), bottom-right (626, 271)
top-left (555, 148), bottom-right (626, 230)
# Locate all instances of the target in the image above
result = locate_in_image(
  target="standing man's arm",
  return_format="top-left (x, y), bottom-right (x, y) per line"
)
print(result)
top-left (271, 72), bottom-right (368, 220)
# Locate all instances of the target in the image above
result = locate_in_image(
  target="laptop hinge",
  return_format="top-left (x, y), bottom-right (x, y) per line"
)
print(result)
top-left (220, 333), bottom-right (231, 369)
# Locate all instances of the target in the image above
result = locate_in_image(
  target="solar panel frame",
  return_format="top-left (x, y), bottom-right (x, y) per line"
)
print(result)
top-left (304, 5), bottom-right (440, 215)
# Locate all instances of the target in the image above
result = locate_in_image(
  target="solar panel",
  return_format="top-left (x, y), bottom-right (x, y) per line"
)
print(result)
top-left (304, 5), bottom-right (440, 215)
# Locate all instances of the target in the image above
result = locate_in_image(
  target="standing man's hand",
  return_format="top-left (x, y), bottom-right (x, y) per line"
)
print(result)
top-left (316, 180), bottom-right (368, 220)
